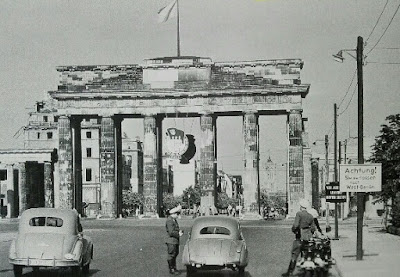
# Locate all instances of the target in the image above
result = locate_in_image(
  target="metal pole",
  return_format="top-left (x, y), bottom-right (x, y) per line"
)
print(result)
top-left (325, 134), bottom-right (330, 232)
top-left (339, 141), bottom-right (343, 220)
top-left (334, 104), bottom-right (339, 239)
top-left (356, 36), bottom-right (364, 261)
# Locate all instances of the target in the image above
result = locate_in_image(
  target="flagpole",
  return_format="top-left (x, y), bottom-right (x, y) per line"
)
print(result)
top-left (177, 0), bottom-right (180, 57)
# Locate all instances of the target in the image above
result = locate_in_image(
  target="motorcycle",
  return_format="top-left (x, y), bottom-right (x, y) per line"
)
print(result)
top-left (297, 236), bottom-right (335, 277)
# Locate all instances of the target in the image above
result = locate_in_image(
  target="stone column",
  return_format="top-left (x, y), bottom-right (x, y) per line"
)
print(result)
top-left (156, 115), bottom-right (163, 216)
top-left (58, 115), bottom-right (74, 209)
top-left (311, 158), bottom-right (320, 211)
top-left (288, 109), bottom-right (304, 216)
top-left (114, 116), bottom-right (123, 217)
top-left (302, 118), bottom-right (313, 207)
top-left (243, 112), bottom-right (260, 216)
top-left (199, 113), bottom-right (216, 215)
top-left (100, 116), bottom-right (116, 218)
top-left (18, 162), bottom-right (27, 215)
top-left (6, 164), bottom-right (15, 218)
top-left (44, 162), bottom-right (54, 208)
top-left (71, 117), bottom-right (83, 214)
top-left (143, 115), bottom-right (158, 216)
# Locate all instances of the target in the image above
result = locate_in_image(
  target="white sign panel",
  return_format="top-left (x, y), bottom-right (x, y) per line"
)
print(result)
top-left (339, 164), bottom-right (382, 192)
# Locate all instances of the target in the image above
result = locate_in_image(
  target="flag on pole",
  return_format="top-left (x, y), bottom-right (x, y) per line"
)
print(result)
top-left (158, 0), bottom-right (177, 23)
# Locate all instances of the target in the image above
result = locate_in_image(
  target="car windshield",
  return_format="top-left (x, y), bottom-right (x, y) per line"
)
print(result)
top-left (29, 217), bottom-right (63, 227)
top-left (200, 226), bottom-right (231, 235)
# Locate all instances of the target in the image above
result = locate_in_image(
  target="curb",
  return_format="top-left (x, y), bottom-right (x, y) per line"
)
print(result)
top-left (333, 263), bottom-right (344, 277)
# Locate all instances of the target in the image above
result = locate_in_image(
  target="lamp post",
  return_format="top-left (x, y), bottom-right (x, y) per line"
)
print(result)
top-left (333, 36), bottom-right (364, 260)
top-left (188, 193), bottom-right (191, 214)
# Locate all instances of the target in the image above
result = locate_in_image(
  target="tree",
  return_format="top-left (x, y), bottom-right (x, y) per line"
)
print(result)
top-left (259, 189), bottom-right (286, 210)
top-left (122, 189), bottom-right (144, 210)
top-left (369, 114), bottom-right (400, 227)
top-left (182, 185), bottom-right (201, 208)
top-left (162, 193), bottom-right (182, 210)
top-left (216, 192), bottom-right (230, 210)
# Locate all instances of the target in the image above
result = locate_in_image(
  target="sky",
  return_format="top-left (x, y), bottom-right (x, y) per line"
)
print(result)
top-left (0, 0), bottom-right (399, 178)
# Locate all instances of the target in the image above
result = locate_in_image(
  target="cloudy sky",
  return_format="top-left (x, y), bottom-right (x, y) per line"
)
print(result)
top-left (0, 0), bottom-right (399, 177)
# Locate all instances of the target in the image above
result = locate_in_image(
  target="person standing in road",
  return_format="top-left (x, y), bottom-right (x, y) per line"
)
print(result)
top-left (282, 199), bottom-right (316, 277)
top-left (165, 205), bottom-right (183, 275)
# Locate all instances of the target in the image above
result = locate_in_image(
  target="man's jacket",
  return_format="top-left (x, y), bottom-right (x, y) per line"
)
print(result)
top-left (292, 209), bottom-right (316, 241)
top-left (165, 216), bottom-right (180, 244)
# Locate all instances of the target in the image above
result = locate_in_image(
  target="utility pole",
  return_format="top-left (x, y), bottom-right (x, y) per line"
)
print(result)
top-left (325, 134), bottom-right (330, 232)
top-left (334, 104), bottom-right (339, 239)
top-left (339, 141), bottom-right (344, 220)
top-left (356, 36), bottom-right (364, 260)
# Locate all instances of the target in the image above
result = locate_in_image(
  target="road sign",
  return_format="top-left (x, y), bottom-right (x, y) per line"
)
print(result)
top-left (325, 182), bottom-right (346, 203)
top-left (339, 164), bottom-right (382, 192)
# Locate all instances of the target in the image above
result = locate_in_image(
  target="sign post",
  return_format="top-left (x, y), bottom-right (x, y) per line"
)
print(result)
top-left (339, 163), bottom-right (382, 259)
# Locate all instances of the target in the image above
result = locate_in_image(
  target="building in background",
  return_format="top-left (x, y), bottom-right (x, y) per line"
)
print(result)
top-left (122, 138), bottom-right (143, 193)
top-left (0, 99), bottom-right (144, 218)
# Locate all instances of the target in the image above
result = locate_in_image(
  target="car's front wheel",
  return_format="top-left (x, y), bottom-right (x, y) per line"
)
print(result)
top-left (238, 266), bottom-right (245, 277)
top-left (82, 262), bottom-right (90, 274)
top-left (186, 265), bottom-right (196, 276)
top-left (13, 265), bottom-right (22, 277)
top-left (71, 265), bottom-right (82, 276)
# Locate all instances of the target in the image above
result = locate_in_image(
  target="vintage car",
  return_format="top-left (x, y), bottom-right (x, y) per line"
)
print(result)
top-left (9, 208), bottom-right (93, 276)
top-left (182, 216), bottom-right (248, 276)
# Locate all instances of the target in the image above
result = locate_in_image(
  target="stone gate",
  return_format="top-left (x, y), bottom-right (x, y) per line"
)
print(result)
top-left (50, 56), bottom-right (311, 217)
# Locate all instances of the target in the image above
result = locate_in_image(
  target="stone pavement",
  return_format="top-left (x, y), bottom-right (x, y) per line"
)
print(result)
top-left (328, 217), bottom-right (400, 277)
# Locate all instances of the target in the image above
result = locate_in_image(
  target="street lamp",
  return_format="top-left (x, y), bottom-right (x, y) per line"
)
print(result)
top-left (332, 49), bottom-right (357, 63)
top-left (333, 36), bottom-right (364, 260)
top-left (188, 193), bottom-right (191, 212)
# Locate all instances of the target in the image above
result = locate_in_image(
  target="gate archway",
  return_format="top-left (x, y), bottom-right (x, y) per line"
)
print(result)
top-left (50, 56), bottom-right (310, 217)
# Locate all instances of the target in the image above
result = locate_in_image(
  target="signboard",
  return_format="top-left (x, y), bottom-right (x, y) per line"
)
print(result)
top-left (339, 164), bottom-right (382, 192)
top-left (325, 182), bottom-right (346, 203)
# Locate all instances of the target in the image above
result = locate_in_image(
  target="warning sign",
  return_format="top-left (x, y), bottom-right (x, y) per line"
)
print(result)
top-left (339, 164), bottom-right (382, 192)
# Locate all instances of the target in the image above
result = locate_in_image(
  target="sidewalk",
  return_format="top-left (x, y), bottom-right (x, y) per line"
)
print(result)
top-left (330, 217), bottom-right (400, 277)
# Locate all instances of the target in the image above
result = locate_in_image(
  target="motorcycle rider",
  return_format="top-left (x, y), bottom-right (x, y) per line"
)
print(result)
top-left (307, 206), bottom-right (322, 234)
top-left (282, 199), bottom-right (316, 277)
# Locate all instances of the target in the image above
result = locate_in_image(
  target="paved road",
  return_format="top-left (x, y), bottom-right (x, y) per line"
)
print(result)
top-left (0, 218), bottom-right (339, 277)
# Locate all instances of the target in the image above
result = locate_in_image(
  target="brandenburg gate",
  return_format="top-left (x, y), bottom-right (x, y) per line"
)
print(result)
top-left (50, 56), bottom-right (310, 217)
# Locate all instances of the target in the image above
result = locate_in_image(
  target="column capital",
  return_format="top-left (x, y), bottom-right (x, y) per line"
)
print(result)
top-left (98, 112), bottom-right (115, 118)
top-left (58, 114), bottom-right (71, 119)
top-left (112, 115), bottom-right (124, 124)
top-left (143, 112), bottom-right (159, 118)
top-left (289, 109), bottom-right (303, 114)
top-left (243, 109), bottom-right (258, 115)
top-left (199, 110), bottom-right (214, 116)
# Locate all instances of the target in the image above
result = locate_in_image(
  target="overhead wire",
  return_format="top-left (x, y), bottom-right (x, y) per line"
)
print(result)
top-left (366, 1), bottom-right (400, 55)
top-left (338, 83), bottom-right (358, 117)
top-left (337, 69), bottom-right (357, 109)
top-left (365, 0), bottom-right (389, 43)
top-left (367, 61), bottom-right (400, 65)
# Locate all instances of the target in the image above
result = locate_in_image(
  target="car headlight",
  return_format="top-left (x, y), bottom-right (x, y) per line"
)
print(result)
top-left (64, 253), bottom-right (75, 260)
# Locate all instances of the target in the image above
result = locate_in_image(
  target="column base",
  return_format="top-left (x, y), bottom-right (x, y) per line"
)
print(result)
top-left (96, 214), bottom-right (116, 220)
top-left (138, 213), bottom-right (160, 219)
top-left (240, 211), bottom-right (263, 220)
top-left (199, 194), bottom-right (218, 216)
